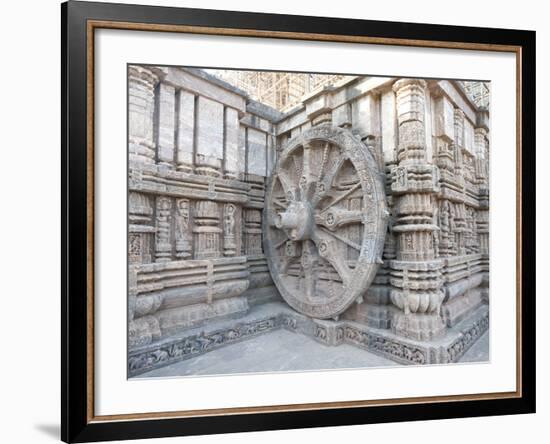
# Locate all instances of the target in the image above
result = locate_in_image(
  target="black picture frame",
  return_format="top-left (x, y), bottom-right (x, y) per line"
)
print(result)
top-left (61, 1), bottom-right (536, 442)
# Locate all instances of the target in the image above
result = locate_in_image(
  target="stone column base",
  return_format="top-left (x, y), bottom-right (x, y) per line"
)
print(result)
top-left (391, 311), bottom-right (446, 341)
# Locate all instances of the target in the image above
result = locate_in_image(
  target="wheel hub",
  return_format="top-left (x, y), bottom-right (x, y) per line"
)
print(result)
top-left (274, 201), bottom-right (314, 241)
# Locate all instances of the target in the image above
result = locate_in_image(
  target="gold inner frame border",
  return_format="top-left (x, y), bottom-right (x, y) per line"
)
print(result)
top-left (85, 19), bottom-right (523, 423)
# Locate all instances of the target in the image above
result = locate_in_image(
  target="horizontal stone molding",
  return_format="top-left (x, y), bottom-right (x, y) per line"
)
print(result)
top-left (444, 272), bottom-right (487, 302)
top-left (134, 256), bottom-right (249, 295)
top-left (391, 164), bottom-right (440, 195)
top-left (129, 224), bottom-right (156, 234)
top-left (156, 297), bottom-right (250, 337)
top-left (442, 253), bottom-right (488, 282)
top-left (129, 164), bottom-right (250, 205)
top-left (274, 77), bottom-right (394, 135)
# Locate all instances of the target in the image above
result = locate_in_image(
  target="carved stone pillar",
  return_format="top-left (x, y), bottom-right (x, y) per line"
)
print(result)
top-left (452, 202), bottom-right (467, 256)
top-left (155, 197), bottom-right (172, 262)
top-left (174, 198), bottom-right (192, 259)
top-left (474, 127), bottom-right (489, 184)
top-left (195, 97), bottom-right (224, 177)
top-left (176, 90), bottom-right (195, 173)
top-left (474, 121), bottom-right (489, 257)
top-left (128, 192), bottom-right (154, 264)
top-left (128, 66), bottom-right (159, 164)
top-left (224, 108), bottom-right (242, 180)
top-left (433, 93), bottom-right (455, 173)
top-left (389, 79), bottom-right (445, 341)
top-left (476, 210), bottom-right (489, 255)
top-left (393, 79), bottom-right (428, 164)
top-left (243, 209), bottom-right (263, 255)
top-left (465, 206), bottom-right (478, 254)
top-left (477, 190), bottom-right (490, 255)
top-left (438, 200), bottom-right (455, 257)
top-left (157, 83), bottom-right (176, 167)
top-left (193, 201), bottom-right (222, 259)
top-left (453, 108), bottom-right (466, 188)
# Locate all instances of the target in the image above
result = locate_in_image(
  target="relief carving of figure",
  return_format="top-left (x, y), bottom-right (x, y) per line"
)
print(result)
top-left (223, 203), bottom-right (237, 256)
top-left (175, 199), bottom-right (190, 237)
top-left (224, 204), bottom-right (236, 236)
top-left (175, 199), bottom-right (192, 259)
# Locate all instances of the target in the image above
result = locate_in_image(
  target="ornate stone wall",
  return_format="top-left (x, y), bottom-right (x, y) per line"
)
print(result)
top-left (128, 66), bottom-right (280, 349)
top-left (273, 76), bottom-right (489, 342)
top-left (128, 67), bottom-right (489, 367)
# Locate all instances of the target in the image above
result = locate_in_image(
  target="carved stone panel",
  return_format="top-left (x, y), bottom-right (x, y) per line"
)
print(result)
top-left (264, 124), bottom-right (387, 319)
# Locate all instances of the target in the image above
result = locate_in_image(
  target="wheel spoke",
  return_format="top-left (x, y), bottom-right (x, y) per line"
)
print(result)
top-left (272, 198), bottom-right (287, 209)
top-left (315, 208), bottom-right (364, 230)
top-left (301, 240), bottom-right (317, 299)
top-left (319, 182), bottom-right (361, 212)
top-left (276, 169), bottom-right (298, 201)
top-left (279, 256), bottom-right (295, 275)
top-left (316, 226), bottom-right (361, 251)
top-left (311, 154), bottom-right (346, 207)
top-left (311, 230), bottom-right (351, 286)
top-left (299, 143), bottom-right (316, 201)
top-left (291, 153), bottom-right (303, 180)
top-left (273, 236), bottom-right (290, 250)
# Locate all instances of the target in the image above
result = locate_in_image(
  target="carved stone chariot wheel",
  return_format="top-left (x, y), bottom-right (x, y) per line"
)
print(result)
top-left (264, 124), bottom-right (388, 319)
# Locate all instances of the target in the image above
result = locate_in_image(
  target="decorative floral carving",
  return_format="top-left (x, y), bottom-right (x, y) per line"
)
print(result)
top-left (128, 316), bottom-right (279, 375)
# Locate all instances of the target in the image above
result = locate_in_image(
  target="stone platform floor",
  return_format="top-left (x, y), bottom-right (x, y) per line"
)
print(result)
top-left (138, 328), bottom-right (489, 378)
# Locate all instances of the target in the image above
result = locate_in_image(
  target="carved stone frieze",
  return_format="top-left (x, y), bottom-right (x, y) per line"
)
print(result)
top-left (129, 315), bottom-right (279, 375)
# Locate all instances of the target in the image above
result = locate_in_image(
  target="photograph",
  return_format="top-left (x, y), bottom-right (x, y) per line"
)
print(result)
top-left (56, 1), bottom-right (536, 441)
top-left (126, 65), bottom-right (491, 378)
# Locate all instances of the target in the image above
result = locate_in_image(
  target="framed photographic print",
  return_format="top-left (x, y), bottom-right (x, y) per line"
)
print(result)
top-left (61, 0), bottom-right (536, 442)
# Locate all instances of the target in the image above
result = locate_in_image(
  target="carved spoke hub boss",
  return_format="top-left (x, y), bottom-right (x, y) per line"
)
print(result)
top-left (264, 124), bottom-right (388, 319)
